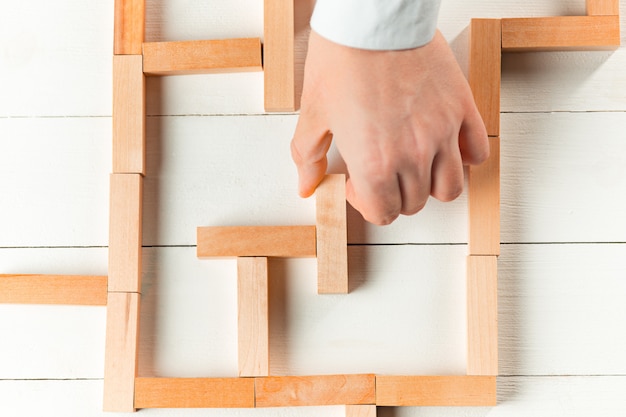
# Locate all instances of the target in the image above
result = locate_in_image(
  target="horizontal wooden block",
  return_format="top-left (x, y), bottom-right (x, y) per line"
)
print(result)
top-left (376, 376), bottom-right (497, 406)
top-left (346, 405), bottom-right (377, 417)
top-left (143, 38), bottom-right (263, 76)
top-left (114, 0), bottom-right (145, 55)
top-left (103, 292), bottom-right (141, 412)
top-left (197, 226), bottom-right (316, 258)
top-left (256, 374), bottom-right (376, 407)
top-left (468, 136), bottom-right (500, 256)
top-left (467, 256), bottom-right (499, 376)
top-left (113, 54), bottom-right (145, 174)
top-left (109, 174), bottom-right (143, 293)
top-left (0, 274), bottom-right (107, 305)
top-left (501, 16), bottom-right (621, 51)
top-left (264, 0), bottom-right (296, 111)
top-left (586, 0), bottom-right (620, 15)
top-left (316, 174), bottom-right (348, 294)
top-left (469, 19), bottom-right (501, 137)
top-left (134, 378), bottom-right (255, 408)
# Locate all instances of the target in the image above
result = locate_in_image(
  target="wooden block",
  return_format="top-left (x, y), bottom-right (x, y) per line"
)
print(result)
top-left (197, 226), bottom-right (316, 258)
top-left (264, 0), bottom-right (296, 111)
top-left (255, 374), bottom-right (376, 407)
top-left (109, 174), bottom-right (143, 293)
top-left (113, 54), bottom-right (145, 174)
top-left (469, 19), bottom-right (501, 137)
top-left (346, 405), bottom-right (376, 417)
top-left (103, 292), bottom-right (141, 412)
top-left (586, 0), bottom-right (620, 15)
top-left (375, 376), bottom-right (497, 406)
top-left (142, 38), bottom-right (263, 76)
top-left (316, 174), bottom-right (348, 294)
top-left (468, 136), bottom-right (500, 256)
top-left (238, 257), bottom-right (269, 377)
top-left (114, 0), bottom-right (145, 55)
top-left (467, 255), bottom-right (499, 376)
top-left (501, 16), bottom-right (621, 51)
top-left (0, 275), bottom-right (107, 305)
top-left (134, 378), bottom-right (255, 408)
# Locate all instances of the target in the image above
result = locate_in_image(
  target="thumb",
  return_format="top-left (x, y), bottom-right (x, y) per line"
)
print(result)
top-left (291, 114), bottom-right (333, 198)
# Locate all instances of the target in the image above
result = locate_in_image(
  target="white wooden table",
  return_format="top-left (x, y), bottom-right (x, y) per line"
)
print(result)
top-left (1, 1), bottom-right (625, 416)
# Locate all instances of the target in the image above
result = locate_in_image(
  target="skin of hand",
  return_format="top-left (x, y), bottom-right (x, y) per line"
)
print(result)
top-left (291, 29), bottom-right (489, 225)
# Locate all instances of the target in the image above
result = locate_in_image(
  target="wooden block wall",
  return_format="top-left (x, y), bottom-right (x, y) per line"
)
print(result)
top-left (114, 0), bottom-right (145, 55)
top-left (586, 0), bottom-right (620, 15)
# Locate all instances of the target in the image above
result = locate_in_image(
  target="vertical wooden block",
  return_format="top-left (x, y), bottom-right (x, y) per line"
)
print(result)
top-left (469, 19), bottom-right (501, 137)
top-left (113, 54), bottom-right (145, 175)
top-left (103, 292), bottom-right (141, 412)
top-left (238, 257), bottom-right (269, 377)
top-left (586, 0), bottom-right (619, 15)
top-left (346, 405), bottom-right (376, 417)
top-left (114, 0), bottom-right (145, 55)
top-left (467, 255), bottom-right (498, 376)
top-left (468, 136), bottom-right (500, 256)
top-left (109, 174), bottom-right (143, 293)
top-left (264, 0), bottom-right (296, 111)
top-left (316, 174), bottom-right (348, 294)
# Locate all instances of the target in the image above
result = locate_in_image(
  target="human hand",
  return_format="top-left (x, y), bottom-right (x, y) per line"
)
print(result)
top-left (291, 30), bottom-right (489, 225)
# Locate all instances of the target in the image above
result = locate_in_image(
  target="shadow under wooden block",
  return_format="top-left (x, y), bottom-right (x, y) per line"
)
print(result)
top-left (238, 257), bottom-right (269, 377)
top-left (109, 173), bottom-right (143, 293)
top-left (197, 226), bottom-right (316, 258)
top-left (586, 0), bottom-right (620, 16)
top-left (142, 38), bottom-right (263, 76)
top-left (113, 54), bottom-right (145, 175)
top-left (134, 378), bottom-right (255, 408)
top-left (346, 405), bottom-right (377, 417)
top-left (467, 255), bottom-right (498, 376)
top-left (255, 374), bottom-right (376, 407)
top-left (114, 0), bottom-right (145, 55)
top-left (469, 19), bottom-right (501, 137)
top-left (375, 376), bottom-right (497, 406)
top-left (316, 174), bottom-right (348, 294)
top-left (0, 275), bottom-right (107, 305)
top-left (501, 16), bottom-right (621, 51)
top-left (103, 292), bottom-right (141, 412)
top-left (468, 136), bottom-right (500, 256)
top-left (264, 0), bottom-right (296, 111)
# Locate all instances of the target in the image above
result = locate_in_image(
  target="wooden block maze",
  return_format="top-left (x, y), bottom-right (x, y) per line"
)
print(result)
top-left (0, 0), bottom-right (620, 414)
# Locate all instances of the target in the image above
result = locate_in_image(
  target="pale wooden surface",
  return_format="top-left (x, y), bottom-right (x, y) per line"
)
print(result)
top-left (0, 274), bottom-right (107, 306)
top-left (1, 0), bottom-right (626, 416)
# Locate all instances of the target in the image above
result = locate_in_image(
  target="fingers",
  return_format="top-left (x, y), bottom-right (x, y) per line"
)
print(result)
top-left (345, 173), bottom-right (402, 226)
top-left (459, 105), bottom-right (490, 166)
top-left (430, 146), bottom-right (464, 202)
top-left (291, 113), bottom-right (333, 198)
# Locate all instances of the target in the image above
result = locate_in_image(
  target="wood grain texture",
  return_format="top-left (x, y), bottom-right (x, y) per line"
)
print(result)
top-left (134, 377), bottom-right (255, 408)
top-left (501, 16), bottom-right (621, 51)
top-left (103, 292), bottom-right (140, 412)
top-left (142, 38), bottom-right (263, 76)
top-left (197, 226), bottom-right (316, 258)
top-left (316, 174), bottom-right (348, 294)
top-left (468, 136), bottom-right (500, 255)
top-left (586, 0), bottom-right (620, 15)
top-left (113, 55), bottom-right (145, 174)
top-left (238, 257), bottom-right (269, 377)
top-left (0, 275), bottom-right (107, 305)
top-left (255, 374), bottom-right (376, 407)
top-left (469, 19), bottom-right (501, 137)
top-left (264, 0), bottom-right (296, 111)
top-left (346, 405), bottom-right (377, 417)
top-left (108, 174), bottom-right (143, 293)
top-left (467, 255), bottom-right (499, 376)
top-left (375, 375), bottom-right (497, 406)
top-left (114, 0), bottom-right (145, 55)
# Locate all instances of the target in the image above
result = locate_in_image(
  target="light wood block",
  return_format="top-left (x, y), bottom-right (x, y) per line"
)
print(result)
top-left (109, 174), bottom-right (143, 293)
top-left (467, 255), bottom-right (499, 376)
top-left (113, 54), bottom-right (145, 174)
top-left (255, 374), bottom-right (376, 407)
top-left (197, 226), bottom-right (316, 258)
top-left (103, 292), bottom-right (141, 412)
top-left (586, 0), bottom-right (620, 15)
top-left (468, 136), bottom-right (500, 256)
top-left (264, 0), bottom-right (296, 111)
top-left (469, 19), bottom-right (501, 137)
top-left (0, 274), bottom-right (107, 305)
top-left (142, 38), bottom-right (263, 76)
top-left (114, 0), bottom-right (145, 55)
top-left (134, 378), bottom-right (255, 408)
top-left (238, 257), bottom-right (269, 377)
top-left (375, 376), bottom-right (497, 406)
top-left (316, 174), bottom-right (348, 294)
top-left (501, 16), bottom-right (621, 51)
top-left (346, 405), bottom-right (377, 417)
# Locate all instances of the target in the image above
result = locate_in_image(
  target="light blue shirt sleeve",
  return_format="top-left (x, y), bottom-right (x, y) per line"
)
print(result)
top-left (310, 0), bottom-right (441, 50)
